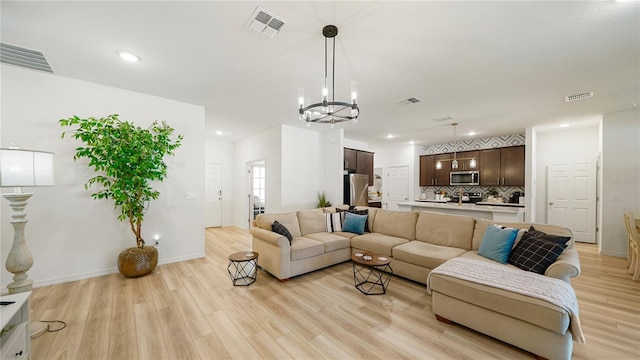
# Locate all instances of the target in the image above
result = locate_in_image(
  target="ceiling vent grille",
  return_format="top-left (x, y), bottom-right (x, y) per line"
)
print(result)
top-left (247, 7), bottom-right (286, 38)
top-left (398, 97), bottom-right (422, 105)
top-left (565, 91), bottom-right (593, 102)
top-left (432, 115), bottom-right (454, 122)
top-left (0, 43), bottom-right (53, 73)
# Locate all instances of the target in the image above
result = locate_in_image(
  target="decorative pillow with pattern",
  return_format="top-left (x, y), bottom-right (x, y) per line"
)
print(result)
top-left (325, 212), bottom-right (343, 232)
top-left (336, 208), bottom-right (370, 232)
top-left (508, 236), bottom-right (567, 274)
top-left (521, 226), bottom-right (571, 246)
top-left (271, 220), bottom-right (293, 243)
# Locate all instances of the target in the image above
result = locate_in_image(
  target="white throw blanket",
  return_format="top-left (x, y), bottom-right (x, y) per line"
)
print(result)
top-left (427, 257), bottom-right (585, 343)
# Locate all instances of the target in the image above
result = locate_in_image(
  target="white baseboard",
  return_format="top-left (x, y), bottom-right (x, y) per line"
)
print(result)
top-left (32, 252), bottom-right (206, 289)
top-left (599, 249), bottom-right (626, 258)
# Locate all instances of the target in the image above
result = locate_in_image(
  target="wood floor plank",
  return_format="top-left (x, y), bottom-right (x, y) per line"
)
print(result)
top-left (28, 228), bottom-right (640, 360)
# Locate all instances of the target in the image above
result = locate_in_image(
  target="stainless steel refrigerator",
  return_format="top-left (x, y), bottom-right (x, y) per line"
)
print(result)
top-left (344, 173), bottom-right (369, 206)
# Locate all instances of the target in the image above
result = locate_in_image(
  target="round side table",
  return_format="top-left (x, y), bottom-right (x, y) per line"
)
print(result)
top-left (227, 251), bottom-right (259, 286)
top-left (351, 252), bottom-right (393, 295)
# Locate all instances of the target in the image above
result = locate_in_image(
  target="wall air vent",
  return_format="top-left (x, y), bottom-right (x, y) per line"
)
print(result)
top-left (0, 43), bottom-right (53, 73)
top-left (565, 91), bottom-right (593, 102)
top-left (247, 7), bottom-right (286, 38)
top-left (398, 97), bottom-right (422, 105)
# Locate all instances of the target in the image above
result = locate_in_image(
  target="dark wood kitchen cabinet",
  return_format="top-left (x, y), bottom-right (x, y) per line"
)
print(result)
top-left (455, 150), bottom-right (479, 170)
top-left (434, 153), bottom-right (451, 186)
top-left (356, 151), bottom-right (374, 186)
top-left (344, 148), bottom-right (374, 186)
top-left (479, 146), bottom-right (524, 186)
top-left (419, 155), bottom-right (435, 186)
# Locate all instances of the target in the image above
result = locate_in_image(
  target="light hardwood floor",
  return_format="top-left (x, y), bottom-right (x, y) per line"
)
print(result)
top-left (30, 227), bottom-right (640, 359)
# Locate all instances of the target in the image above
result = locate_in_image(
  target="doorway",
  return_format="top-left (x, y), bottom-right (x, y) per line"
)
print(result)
top-left (205, 163), bottom-right (222, 227)
top-left (387, 165), bottom-right (409, 210)
top-left (547, 158), bottom-right (597, 243)
top-left (248, 160), bottom-right (266, 226)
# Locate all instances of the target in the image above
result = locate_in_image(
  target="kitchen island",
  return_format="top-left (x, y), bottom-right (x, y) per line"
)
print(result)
top-left (396, 201), bottom-right (525, 222)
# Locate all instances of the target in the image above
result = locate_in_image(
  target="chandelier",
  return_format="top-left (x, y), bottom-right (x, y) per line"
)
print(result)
top-left (435, 123), bottom-right (477, 169)
top-left (298, 25), bottom-right (359, 127)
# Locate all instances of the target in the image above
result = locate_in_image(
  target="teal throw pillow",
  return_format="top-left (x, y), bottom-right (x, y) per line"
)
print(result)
top-left (478, 225), bottom-right (519, 264)
top-left (341, 212), bottom-right (368, 235)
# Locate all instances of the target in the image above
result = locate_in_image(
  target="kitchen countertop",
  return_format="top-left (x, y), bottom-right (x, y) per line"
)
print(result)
top-left (398, 201), bottom-right (525, 214)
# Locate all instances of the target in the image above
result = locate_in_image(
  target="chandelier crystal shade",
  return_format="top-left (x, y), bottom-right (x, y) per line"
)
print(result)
top-left (298, 25), bottom-right (359, 127)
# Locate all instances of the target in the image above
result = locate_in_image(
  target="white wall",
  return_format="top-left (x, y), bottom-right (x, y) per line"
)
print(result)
top-left (0, 65), bottom-right (206, 289)
top-left (600, 108), bottom-right (640, 257)
top-left (322, 129), bottom-right (344, 207)
top-left (205, 139), bottom-right (235, 226)
top-left (281, 125), bottom-right (322, 211)
top-left (234, 125), bottom-right (282, 228)
top-left (370, 144), bottom-right (416, 206)
top-left (534, 125), bottom-right (600, 224)
top-left (344, 138), bottom-right (368, 151)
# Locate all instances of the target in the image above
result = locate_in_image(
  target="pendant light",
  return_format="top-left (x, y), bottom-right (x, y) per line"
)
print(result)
top-left (434, 122), bottom-right (477, 170)
top-left (298, 25), bottom-right (359, 127)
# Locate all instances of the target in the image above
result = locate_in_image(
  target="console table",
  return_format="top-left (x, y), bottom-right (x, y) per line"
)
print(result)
top-left (1, 292), bottom-right (31, 360)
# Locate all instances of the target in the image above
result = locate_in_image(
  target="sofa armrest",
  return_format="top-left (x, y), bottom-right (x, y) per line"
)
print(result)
top-left (544, 248), bottom-right (581, 283)
top-left (250, 226), bottom-right (291, 280)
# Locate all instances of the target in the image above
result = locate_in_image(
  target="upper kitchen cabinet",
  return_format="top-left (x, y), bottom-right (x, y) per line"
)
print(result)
top-left (344, 148), bottom-right (374, 186)
top-left (344, 148), bottom-right (357, 171)
top-left (419, 155), bottom-right (436, 186)
top-left (434, 153), bottom-right (452, 186)
top-left (479, 146), bottom-right (524, 186)
top-left (455, 150), bottom-right (480, 171)
top-left (356, 151), bottom-right (374, 186)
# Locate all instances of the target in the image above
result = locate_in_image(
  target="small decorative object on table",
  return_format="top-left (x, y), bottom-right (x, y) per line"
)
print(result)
top-left (227, 252), bottom-right (259, 286)
top-left (351, 252), bottom-right (393, 295)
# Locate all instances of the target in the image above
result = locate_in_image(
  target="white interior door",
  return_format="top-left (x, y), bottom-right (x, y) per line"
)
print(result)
top-left (248, 160), bottom-right (266, 226)
top-left (547, 158), bottom-right (597, 243)
top-left (387, 166), bottom-right (409, 210)
top-left (205, 163), bottom-right (222, 227)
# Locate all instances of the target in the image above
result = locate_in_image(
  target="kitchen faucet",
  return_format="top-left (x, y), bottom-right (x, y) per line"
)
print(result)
top-left (458, 188), bottom-right (463, 206)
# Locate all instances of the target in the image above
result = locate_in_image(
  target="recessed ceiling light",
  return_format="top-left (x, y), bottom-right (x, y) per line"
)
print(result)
top-left (559, 123), bottom-right (571, 128)
top-left (118, 51), bottom-right (139, 62)
top-left (409, 140), bottom-right (416, 145)
top-left (215, 130), bottom-right (224, 135)
top-left (385, 134), bottom-right (395, 139)
top-left (467, 131), bottom-right (476, 136)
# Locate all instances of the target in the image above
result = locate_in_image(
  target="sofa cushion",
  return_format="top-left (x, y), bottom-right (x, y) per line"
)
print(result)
top-left (428, 267), bottom-right (570, 334)
top-left (415, 211), bottom-right (474, 249)
top-left (371, 210), bottom-right (418, 240)
top-left (508, 236), bottom-right (567, 274)
top-left (305, 232), bottom-right (351, 252)
top-left (522, 226), bottom-right (571, 246)
top-left (478, 225), bottom-right (519, 263)
top-left (342, 212), bottom-right (368, 235)
top-left (325, 213), bottom-right (343, 232)
top-left (393, 241), bottom-right (467, 269)
top-left (351, 233), bottom-right (409, 256)
top-left (290, 237), bottom-right (325, 261)
top-left (355, 206), bottom-right (378, 233)
top-left (256, 212), bottom-right (301, 238)
top-left (337, 208), bottom-right (371, 232)
top-left (297, 209), bottom-right (327, 236)
top-left (271, 220), bottom-right (293, 243)
top-left (472, 219), bottom-right (574, 250)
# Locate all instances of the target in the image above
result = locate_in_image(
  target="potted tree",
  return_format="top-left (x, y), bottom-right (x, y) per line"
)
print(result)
top-left (60, 114), bottom-right (183, 277)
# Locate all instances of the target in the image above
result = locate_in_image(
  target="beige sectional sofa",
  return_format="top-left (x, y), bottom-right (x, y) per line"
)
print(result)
top-left (250, 207), bottom-right (581, 360)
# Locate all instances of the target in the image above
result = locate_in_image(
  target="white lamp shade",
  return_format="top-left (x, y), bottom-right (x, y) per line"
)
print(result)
top-left (0, 148), bottom-right (55, 187)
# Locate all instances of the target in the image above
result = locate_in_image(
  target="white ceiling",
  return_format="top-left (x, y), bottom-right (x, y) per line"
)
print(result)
top-left (2, 1), bottom-right (638, 146)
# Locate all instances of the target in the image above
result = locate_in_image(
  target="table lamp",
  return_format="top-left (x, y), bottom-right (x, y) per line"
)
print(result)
top-left (0, 147), bottom-right (55, 294)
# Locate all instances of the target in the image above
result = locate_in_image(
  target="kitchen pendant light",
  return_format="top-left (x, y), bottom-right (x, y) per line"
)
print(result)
top-left (435, 122), bottom-right (477, 171)
top-left (298, 25), bottom-right (359, 126)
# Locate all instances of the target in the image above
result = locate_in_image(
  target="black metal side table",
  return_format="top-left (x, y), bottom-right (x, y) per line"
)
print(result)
top-left (351, 252), bottom-right (393, 295)
top-left (227, 251), bottom-right (259, 286)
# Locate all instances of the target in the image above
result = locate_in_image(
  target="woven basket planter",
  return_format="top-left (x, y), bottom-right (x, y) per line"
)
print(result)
top-left (118, 246), bottom-right (158, 278)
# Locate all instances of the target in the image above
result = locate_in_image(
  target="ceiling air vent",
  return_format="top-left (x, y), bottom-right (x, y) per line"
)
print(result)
top-left (565, 91), bottom-right (593, 102)
top-left (247, 7), bottom-right (286, 38)
top-left (0, 43), bottom-right (53, 73)
top-left (398, 97), bottom-right (422, 105)
top-left (432, 115), bottom-right (454, 122)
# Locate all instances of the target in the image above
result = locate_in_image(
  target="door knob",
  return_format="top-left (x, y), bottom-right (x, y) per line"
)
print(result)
top-left (549, 202), bottom-right (554, 206)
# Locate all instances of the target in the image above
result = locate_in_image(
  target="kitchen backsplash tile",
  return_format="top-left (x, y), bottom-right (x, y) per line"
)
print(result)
top-left (420, 133), bottom-right (526, 155)
top-left (420, 186), bottom-right (524, 201)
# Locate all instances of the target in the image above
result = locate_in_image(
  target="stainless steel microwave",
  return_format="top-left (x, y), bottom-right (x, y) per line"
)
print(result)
top-left (450, 171), bottom-right (480, 185)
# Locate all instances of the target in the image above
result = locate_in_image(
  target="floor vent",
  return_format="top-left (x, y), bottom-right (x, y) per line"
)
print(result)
top-left (0, 43), bottom-right (53, 73)
top-left (398, 97), bottom-right (422, 105)
top-left (247, 7), bottom-right (286, 38)
top-left (565, 91), bottom-right (593, 102)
